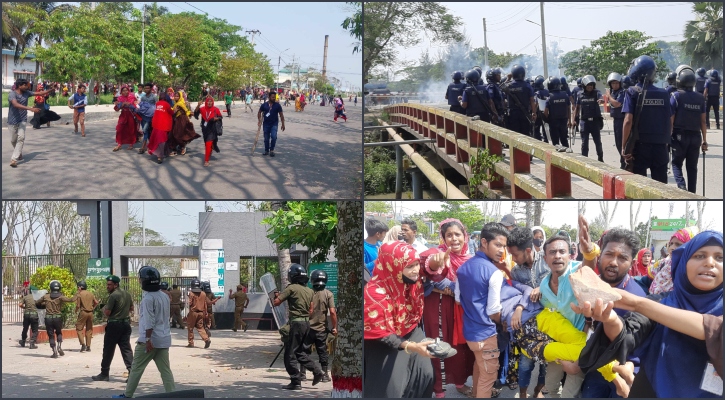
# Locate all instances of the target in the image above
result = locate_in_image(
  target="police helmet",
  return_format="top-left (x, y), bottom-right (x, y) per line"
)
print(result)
top-left (582, 75), bottom-right (597, 88)
top-left (473, 66), bottom-right (483, 77)
top-left (49, 280), bottom-right (61, 293)
top-left (666, 72), bottom-right (677, 86)
top-left (606, 73), bottom-right (622, 87)
top-left (533, 76), bottom-right (545, 90)
top-left (711, 70), bottom-right (720, 80)
top-left (547, 77), bottom-right (562, 91)
top-left (675, 64), bottom-right (696, 89)
top-left (202, 281), bottom-right (212, 293)
top-left (494, 67), bottom-right (504, 79)
top-left (621, 75), bottom-right (632, 89)
top-left (139, 266), bottom-right (161, 292)
top-left (77, 280), bottom-right (87, 290)
top-left (160, 281), bottom-right (169, 291)
top-left (452, 71), bottom-right (463, 81)
top-left (310, 270), bottom-right (328, 291)
top-left (288, 263), bottom-right (309, 285)
top-left (190, 278), bottom-right (202, 293)
top-left (628, 55), bottom-right (657, 83)
top-left (576, 78), bottom-right (583, 88)
top-left (696, 67), bottom-right (706, 77)
top-left (511, 65), bottom-right (526, 81)
top-left (464, 69), bottom-right (480, 85)
top-left (560, 76), bottom-right (568, 87)
top-left (485, 69), bottom-right (496, 83)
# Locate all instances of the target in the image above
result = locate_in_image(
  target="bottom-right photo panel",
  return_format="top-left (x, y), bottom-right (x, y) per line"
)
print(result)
top-left (363, 200), bottom-right (723, 399)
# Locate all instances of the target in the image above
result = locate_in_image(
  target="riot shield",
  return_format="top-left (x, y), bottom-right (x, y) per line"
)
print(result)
top-left (259, 273), bottom-right (288, 329)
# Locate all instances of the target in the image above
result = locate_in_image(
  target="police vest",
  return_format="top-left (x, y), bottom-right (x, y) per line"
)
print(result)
top-left (578, 90), bottom-right (602, 119)
top-left (507, 81), bottom-right (532, 114)
top-left (536, 88), bottom-right (550, 100)
top-left (609, 89), bottom-right (624, 119)
top-left (666, 85), bottom-right (677, 96)
top-left (547, 91), bottom-right (569, 120)
top-left (447, 82), bottom-right (466, 106)
top-left (634, 86), bottom-right (671, 144)
top-left (464, 85), bottom-right (489, 117)
top-left (487, 83), bottom-right (505, 113)
top-left (571, 87), bottom-right (582, 102)
top-left (695, 77), bottom-right (706, 93)
top-left (673, 90), bottom-right (705, 132)
top-left (706, 79), bottom-right (721, 97)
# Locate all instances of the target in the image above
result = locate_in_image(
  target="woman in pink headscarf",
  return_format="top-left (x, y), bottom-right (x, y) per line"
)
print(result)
top-left (419, 218), bottom-right (475, 398)
top-left (113, 85), bottom-right (138, 151)
top-left (649, 226), bottom-right (698, 294)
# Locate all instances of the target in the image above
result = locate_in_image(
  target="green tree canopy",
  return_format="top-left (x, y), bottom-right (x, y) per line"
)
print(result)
top-left (341, 2), bottom-right (362, 53)
top-left (681, 2), bottom-right (723, 69)
top-left (262, 202), bottom-right (338, 264)
top-left (425, 201), bottom-right (492, 236)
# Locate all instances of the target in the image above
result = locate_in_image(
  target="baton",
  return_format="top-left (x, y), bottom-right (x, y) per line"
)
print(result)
top-left (251, 125), bottom-right (262, 155)
top-left (702, 150), bottom-right (706, 197)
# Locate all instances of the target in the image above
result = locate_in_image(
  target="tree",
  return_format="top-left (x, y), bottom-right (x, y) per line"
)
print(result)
top-left (469, 48), bottom-right (523, 70)
top-left (216, 55), bottom-right (253, 90)
top-left (598, 201), bottom-right (619, 231)
top-left (364, 201), bottom-right (392, 215)
top-left (560, 30), bottom-right (668, 81)
top-left (263, 202), bottom-right (338, 265)
top-left (425, 201), bottom-right (488, 234)
top-left (629, 201), bottom-right (643, 232)
top-left (178, 231), bottom-right (199, 247)
top-left (363, 2), bottom-right (463, 84)
top-left (269, 201), bottom-right (291, 288)
top-left (331, 201), bottom-right (363, 398)
top-left (341, 2), bottom-right (362, 54)
top-left (2, 2), bottom-right (27, 52)
top-left (681, 2), bottom-right (723, 69)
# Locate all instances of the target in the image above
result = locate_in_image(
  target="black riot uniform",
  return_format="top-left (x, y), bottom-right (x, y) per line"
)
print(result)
top-left (704, 70), bottom-right (721, 129)
top-left (665, 72), bottom-right (678, 96)
top-left (607, 73), bottom-right (627, 169)
top-left (504, 65), bottom-right (535, 136)
top-left (486, 69), bottom-right (506, 124)
top-left (574, 75), bottom-right (604, 161)
top-left (446, 71), bottom-right (467, 115)
top-left (461, 70), bottom-right (495, 123)
top-left (670, 65), bottom-right (707, 193)
top-left (533, 76), bottom-right (550, 143)
top-left (544, 77), bottom-right (570, 150)
top-left (622, 56), bottom-right (673, 183)
top-left (695, 68), bottom-right (707, 95)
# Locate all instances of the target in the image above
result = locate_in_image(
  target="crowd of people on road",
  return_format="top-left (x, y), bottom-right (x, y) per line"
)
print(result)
top-left (363, 213), bottom-right (722, 398)
top-left (444, 57), bottom-right (721, 194)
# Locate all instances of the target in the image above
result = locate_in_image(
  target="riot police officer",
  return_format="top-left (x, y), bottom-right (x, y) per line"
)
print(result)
top-left (202, 281), bottom-right (220, 336)
top-left (670, 65), bottom-right (707, 193)
top-left (703, 69), bottom-right (721, 129)
top-left (473, 65), bottom-right (484, 86)
top-left (544, 77), bottom-right (571, 152)
top-left (461, 69), bottom-right (498, 123)
top-left (445, 71), bottom-right (467, 115)
top-left (186, 278), bottom-right (210, 348)
top-left (665, 72), bottom-right (678, 95)
top-left (622, 75), bottom-right (633, 90)
top-left (273, 264), bottom-right (324, 390)
top-left (607, 73), bottom-right (627, 168)
top-left (622, 55), bottom-right (674, 183)
top-left (18, 285), bottom-right (39, 350)
top-left (570, 77), bottom-right (584, 135)
top-left (36, 280), bottom-right (76, 358)
top-left (503, 64), bottom-right (536, 136)
top-left (486, 69), bottom-right (506, 124)
top-left (695, 68), bottom-right (707, 95)
top-left (308, 270), bottom-right (338, 383)
top-left (93, 275), bottom-right (134, 381)
top-left (532, 75), bottom-right (549, 143)
top-left (560, 76), bottom-right (572, 98)
top-left (572, 75), bottom-right (605, 161)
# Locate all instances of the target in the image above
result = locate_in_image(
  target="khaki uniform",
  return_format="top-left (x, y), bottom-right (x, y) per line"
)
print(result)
top-left (205, 292), bottom-right (216, 330)
top-left (187, 291), bottom-right (209, 346)
top-left (169, 288), bottom-right (185, 328)
top-left (20, 293), bottom-right (40, 346)
top-left (231, 291), bottom-right (249, 331)
top-left (308, 289), bottom-right (335, 370)
top-left (36, 293), bottom-right (76, 352)
top-left (76, 290), bottom-right (97, 348)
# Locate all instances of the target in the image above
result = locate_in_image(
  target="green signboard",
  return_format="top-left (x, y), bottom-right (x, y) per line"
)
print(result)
top-left (308, 262), bottom-right (338, 303)
top-left (87, 258), bottom-right (111, 277)
top-left (650, 219), bottom-right (696, 231)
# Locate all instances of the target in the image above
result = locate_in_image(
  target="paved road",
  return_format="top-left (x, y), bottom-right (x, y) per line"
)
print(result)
top-left (2, 322), bottom-right (332, 398)
top-left (2, 103), bottom-right (362, 199)
top-left (372, 102), bottom-right (722, 199)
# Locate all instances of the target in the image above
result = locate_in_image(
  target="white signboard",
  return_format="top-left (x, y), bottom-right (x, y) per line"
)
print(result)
top-left (201, 239), bottom-right (223, 250)
top-left (225, 262), bottom-right (238, 271)
top-left (199, 248), bottom-right (224, 296)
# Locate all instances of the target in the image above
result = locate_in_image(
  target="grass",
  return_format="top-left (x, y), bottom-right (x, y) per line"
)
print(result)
top-left (2, 92), bottom-right (118, 108)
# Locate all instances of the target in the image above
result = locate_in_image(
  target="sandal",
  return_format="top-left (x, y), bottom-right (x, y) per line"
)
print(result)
top-left (456, 386), bottom-right (473, 397)
top-left (138, 148), bottom-right (146, 154)
top-left (424, 338), bottom-right (458, 359)
top-left (181, 148), bottom-right (186, 156)
top-left (112, 145), bottom-right (121, 152)
top-left (170, 152), bottom-right (177, 157)
top-left (204, 162), bottom-right (210, 167)
top-left (157, 158), bottom-right (163, 164)
top-left (126, 146), bottom-right (134, 150)
top-left (509, 382), bottom-right (519, 390)
top-left (491, 388), bottom-right (502, 398)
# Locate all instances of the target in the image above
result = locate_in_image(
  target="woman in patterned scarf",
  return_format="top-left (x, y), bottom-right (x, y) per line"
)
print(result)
top-left (650, 226), bottom-right (698, 294)
top-left (168, 90), bottom-right (200, 156)
top-left (364, 241), bottom-right (435, 398)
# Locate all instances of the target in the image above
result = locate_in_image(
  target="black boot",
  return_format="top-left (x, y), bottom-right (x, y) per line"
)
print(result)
top-left (51, 346), bottom-right (58, 358)
top-left (282, 382), bottom-right (302, 390)
top-left (18, 339), bottom-right (26, 347)
top-left (80, 345), bottom-right (87, 352)
top-left (29, 342), bottom-right (37, 349)
top-left (322, 366), bottom-right (331, 383)
top-left (91, 373), bottom-right (110, 381)
top-left (57, 342), bottom-right (64, 356)
top-left (312, 370), bottom-right (325, 386)
top-left (300, 366), bottom-right (307, 381)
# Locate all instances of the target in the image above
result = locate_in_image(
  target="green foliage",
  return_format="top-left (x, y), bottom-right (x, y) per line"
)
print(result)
top-left (425, 201), bottom-right (489, 235)
top-left (559, 30), bottom-right (668, 81)
top-left (681, 2), bottom-right (723, 69)
top-left (341, 2), bottom-right (362, 53)
top-left (262, 202), bottom-right (338, 264)
top-left (363, 2), bottom-right (463, 83)
top-left (30, 265), bottom-right (77, 328)
top-left (365, 201), bottom-right (393, 214)
top-left (364, 153), bottom-right (398, 195)
top-left (468, 148), bottom-right (502, 199)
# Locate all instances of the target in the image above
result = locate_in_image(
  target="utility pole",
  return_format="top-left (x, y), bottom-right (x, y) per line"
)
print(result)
top-left (540, 2), bottom-right (548, 78)
top-left (482, 18), bottom-right (489, 68)
top-left (322, 35), bottom-right (329, 81)
top-left (246, 30), bottom-right (261, 87)
top-left (142, 201), bottom-right (146, 246)
top-left (141, 2), bottom-right (145, 84)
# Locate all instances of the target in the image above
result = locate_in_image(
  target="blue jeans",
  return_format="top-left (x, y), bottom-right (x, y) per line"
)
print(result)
top-left (518, 353), bottom-right (546, 388)
top-left (581, 370), bottom-right (620, 398)
top-left (141, 117), bottom-right (152, 142)
top-left (263, 124), bottom-right (278, 152)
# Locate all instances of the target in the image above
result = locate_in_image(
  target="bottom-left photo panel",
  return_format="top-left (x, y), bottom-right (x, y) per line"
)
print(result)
top-left (1, 200), bottom-right (363, 398)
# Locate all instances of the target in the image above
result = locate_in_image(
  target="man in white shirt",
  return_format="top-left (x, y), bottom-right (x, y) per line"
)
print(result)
top-left (113, 267), bottom-right (175, 398)
top-left (401, 218), bottom-right (428, 254)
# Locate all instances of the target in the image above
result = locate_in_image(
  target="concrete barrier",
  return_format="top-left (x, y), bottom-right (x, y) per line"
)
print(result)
top-left (384, 103), bottom-right (706, 199)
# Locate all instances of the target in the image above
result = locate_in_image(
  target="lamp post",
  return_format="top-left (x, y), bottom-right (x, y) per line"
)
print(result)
top-left (277, 48), bottom-right (290, 92)
top-left (526, 6), bottom-right (548, 79)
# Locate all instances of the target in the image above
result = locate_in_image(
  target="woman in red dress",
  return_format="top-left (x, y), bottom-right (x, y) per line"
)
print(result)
top-left (148, 92), bottom-right (174, 164)
top-left (113, 85), bottom-right (138, 151)
top-left (193, 96), bottom-right (223, 167)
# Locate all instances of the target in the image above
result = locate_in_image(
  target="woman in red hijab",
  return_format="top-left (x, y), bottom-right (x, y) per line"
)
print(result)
top-left (147, 92), bottom-right (174, 164)
top-left (193, 96), bottom-right (222, 167)
top-left (364, 242), bottom-right (435, 398)
top-left (630, 248), bottom-right (652, 277)
top-left (420, 218), bottom-right (475, 398)
top-left (113, 85), bottom-right (138, 151)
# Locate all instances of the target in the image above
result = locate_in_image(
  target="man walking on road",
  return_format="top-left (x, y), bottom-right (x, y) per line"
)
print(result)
top-left (18, 285), bottom-right (40, 350)
top-left (257, 91), bottom-right (285, 157)
top-left (245, 92), bottom-right (254, 113)
top-left (76, 280), bottom-right (99, 352)
top-left (224, 91), bottom-right (234, 117)
top-left (7, 78), bottom-right (55, 167)
top-left (92, 275), bottom-right (134, 382)
top-left (112, 266), bottom-right (176, 398)
top-left (169, 284), bottom-right (186, 329)
top-left (229, 285), bottom-right (249, 332)
top-left (69, 84), bottom-right (88, 137)
top-left (186, 279), bottom-right (211, 349)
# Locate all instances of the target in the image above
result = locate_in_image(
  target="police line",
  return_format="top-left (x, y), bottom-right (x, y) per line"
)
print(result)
top-left (383, 103), bottom-right (706, 200)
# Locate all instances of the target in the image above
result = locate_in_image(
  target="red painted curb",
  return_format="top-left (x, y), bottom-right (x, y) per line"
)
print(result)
top-left (35, 324), bottom-right (106, 343)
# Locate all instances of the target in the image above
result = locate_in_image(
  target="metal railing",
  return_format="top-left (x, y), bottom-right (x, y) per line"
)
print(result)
top-left (120, 276), bottom-right (195, 322)
top-left (383, 103), bottom-right (706, 199)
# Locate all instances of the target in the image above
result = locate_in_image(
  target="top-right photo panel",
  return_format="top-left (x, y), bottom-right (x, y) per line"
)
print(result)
top-left (363, 2), bottom-right (722, 200)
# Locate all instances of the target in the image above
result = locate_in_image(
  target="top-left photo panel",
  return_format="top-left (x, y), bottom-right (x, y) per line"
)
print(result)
top-left (2, 1), bottom-right (363, 200)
